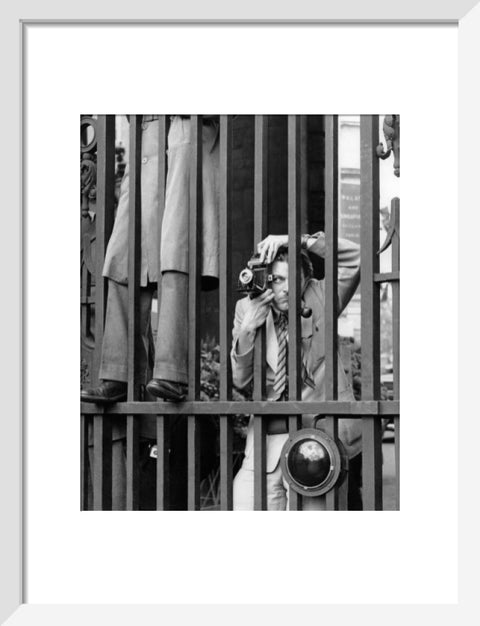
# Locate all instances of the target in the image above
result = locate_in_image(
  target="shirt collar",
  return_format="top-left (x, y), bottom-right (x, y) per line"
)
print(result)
top-left (272, 308), bottom-right (288, 327)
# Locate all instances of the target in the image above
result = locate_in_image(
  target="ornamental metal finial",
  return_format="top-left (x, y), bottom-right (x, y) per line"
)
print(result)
top-left (376, 115), bottom-right (400, 177)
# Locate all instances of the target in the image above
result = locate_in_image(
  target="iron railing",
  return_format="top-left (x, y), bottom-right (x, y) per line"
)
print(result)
top-left (80, 114), bottom-right (400, 511)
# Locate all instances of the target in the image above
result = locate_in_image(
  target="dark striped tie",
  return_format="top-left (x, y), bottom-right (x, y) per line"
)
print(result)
top-left (273, 314), bottom-right (288, 400)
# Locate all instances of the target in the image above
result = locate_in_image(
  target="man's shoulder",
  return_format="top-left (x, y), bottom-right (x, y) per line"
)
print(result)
top-left (234, 295), bottom-right (251, 317)
top-left (305, 277), bottom-right (324, 296)
top-left (235, 295), bottom-right (250, 309)
top-left (303, 278), bottom-right (325, 310)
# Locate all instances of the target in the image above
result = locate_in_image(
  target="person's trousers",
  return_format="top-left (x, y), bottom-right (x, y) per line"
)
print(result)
top-left (99, 271), bottom-right (188, 384)
top-left (233, 462), bottom-right (327, 511)
top-left (153, 271), bottom-right (188, 384)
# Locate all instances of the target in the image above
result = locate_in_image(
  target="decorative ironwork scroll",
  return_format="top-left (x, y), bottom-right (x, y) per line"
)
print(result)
top-left (81, 116), bottom-right (98, 218)
top-left (376, 115), bottom-right (400, 177)
top-left (378, 197), bottom-right (400, 255)
top-left (80, 116), bottom-right (98, 382)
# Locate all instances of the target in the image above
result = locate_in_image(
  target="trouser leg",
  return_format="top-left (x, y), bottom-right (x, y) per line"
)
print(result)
top-left (153, 271), bottom-right (188, 384)
top-left (232, 461), bottom-right (328, 510)
top-left (232, 466), bottom-right (254, 510)
top-left (233, 464), bottom-right (289, 511)
top-left (99, 279), bottom-right (153, 383)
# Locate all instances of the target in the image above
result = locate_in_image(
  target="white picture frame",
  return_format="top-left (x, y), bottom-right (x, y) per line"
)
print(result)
top-left (2, 1), bottom-right (479, 623)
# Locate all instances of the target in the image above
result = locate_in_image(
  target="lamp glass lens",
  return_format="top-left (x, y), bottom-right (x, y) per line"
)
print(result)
top-left (287, 439), bottom-right (331, 487)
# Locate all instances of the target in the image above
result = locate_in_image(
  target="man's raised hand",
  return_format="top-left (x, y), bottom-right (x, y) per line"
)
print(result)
top-left (240, 289), bottom-right (275, 333)
top-left (257, 235), bottom-right (288, 264)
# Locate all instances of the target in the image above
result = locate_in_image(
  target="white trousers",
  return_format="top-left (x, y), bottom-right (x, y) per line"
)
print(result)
top-left (233, 461), bottom-right (327, 511)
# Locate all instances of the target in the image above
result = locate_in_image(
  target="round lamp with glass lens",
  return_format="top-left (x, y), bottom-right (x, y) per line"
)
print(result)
top-left (280, 428), bottom-right (347, 497)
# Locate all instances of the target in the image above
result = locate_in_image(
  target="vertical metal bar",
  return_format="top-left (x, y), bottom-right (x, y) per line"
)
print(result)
top-left (80, 415), bottom-right (89, 510)
top-left (188, 415), bottom-right (200, 511)
top-left (188, 115), bottom-right (202, 400)
top-left (324, 115), bottom-right (339, 402)
top-left (391, 197), bottom-right (400, 510)
top-left (127, 115), bottom-right (143, 396)
top-left (219, 115), bottom-right (233, 510)
top-left (253, 115), bottom-right (268, 510)
top-left (362, 417), bottom-right (383, 510)
top-left (360, 115), bottom-right (383, 510)
top-left (300, 115), bottom-right (308, 233)
top-left (188, 115), bottom-right (202, 510)
top-left (93, 415), bottom-right (112, 510)
top-left (298, 115), bottom-right (308, 510)
top-left (324, 116), bottom-right (342, 511)
top-left (287, 115), bottom-right (302, 512)
top-left (253, 115), bottom-right (268, 400)
top-left (81, 261), bottom-right (91, 342)
top-left (156, 115), bottom-right (169, 318)
top-left (156, 416), bottom-right (170, 510)
top-left (219, 417), bottom-right (233, 510)
top-left (126, 115), bottom-right (142, 510)
top-left (219, 115), bottom-right (233, 401)
top-left (90, 116), bottom-right (115, 512)
top-left (324, 417), bottom-right (338, 510)
top-left (394, 416), bottom-right (400, 510)
top-left (154, 116), bottom-right (170, 511)
top-left (287, 115), bottom-right (302, 400)
top-left (288, 491), bottom-right (301, 512)
top-left (126, 418), bottom-right (139, 510)
top-left (93, 115), bottom-right (116, 382)
top-left (288, 416), bottom-right (302, 510)
top-left (324, 417), bottom-right (348, 509)
top-left (253, 416), bottom-right (267, 510)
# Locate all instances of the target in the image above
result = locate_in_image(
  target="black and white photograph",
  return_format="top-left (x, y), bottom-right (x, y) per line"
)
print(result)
top-left (4, 8), bottom-right (469, 618)
top-left (80, 114), bottom-right (400, 511)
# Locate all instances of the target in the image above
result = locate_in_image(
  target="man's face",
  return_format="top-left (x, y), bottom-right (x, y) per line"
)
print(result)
top-left (272, 261), bottom-right (305, 313)
top-left (271, 260), bottom-right (289, 312)
top-left (271, 259), bottom-right (305, 313)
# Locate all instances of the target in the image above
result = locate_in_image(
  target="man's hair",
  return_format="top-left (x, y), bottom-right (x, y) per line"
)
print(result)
top-left (274, 246), bottom-right (314, 280)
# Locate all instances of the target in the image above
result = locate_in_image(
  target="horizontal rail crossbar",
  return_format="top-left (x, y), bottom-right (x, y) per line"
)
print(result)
top-left (373, 271), bottom-right (399, 283)
top-left (81, 400), bottom-right (399, 416)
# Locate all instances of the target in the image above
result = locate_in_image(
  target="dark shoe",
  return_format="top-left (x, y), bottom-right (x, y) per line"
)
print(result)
top-left (81, 380), bottom-right (127, 404)
top-left (146, 378), bottom-right (187, 402)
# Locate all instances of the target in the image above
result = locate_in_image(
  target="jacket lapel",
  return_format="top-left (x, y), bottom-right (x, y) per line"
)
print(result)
top-left (302, 281), bottom-right (325, 375)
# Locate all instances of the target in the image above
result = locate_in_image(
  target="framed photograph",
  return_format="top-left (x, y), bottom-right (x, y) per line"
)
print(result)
top-left (2, 1), bottom-right (478, 623)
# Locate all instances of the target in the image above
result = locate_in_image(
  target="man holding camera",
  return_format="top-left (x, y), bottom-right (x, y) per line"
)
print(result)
top-left (231, 231), bottom-right (362, 510)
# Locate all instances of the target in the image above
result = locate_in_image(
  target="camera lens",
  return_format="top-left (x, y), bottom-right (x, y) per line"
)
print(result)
top-left (239, 268), bottom-right (253, 285)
